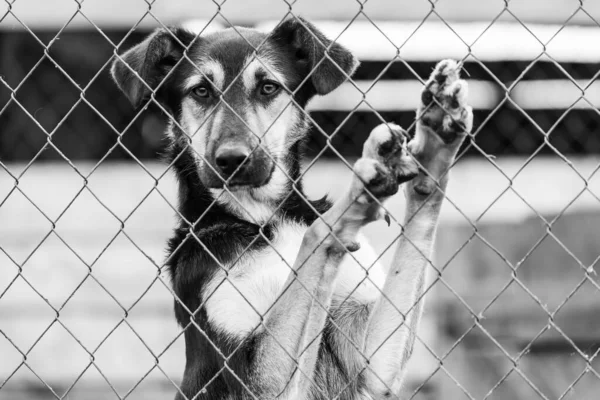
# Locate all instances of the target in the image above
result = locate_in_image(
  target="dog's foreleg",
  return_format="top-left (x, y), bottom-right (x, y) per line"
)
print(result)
top-left (246, 154), bottom-right (407, 399)
top-left (361, 60), bottom-right (473, 397)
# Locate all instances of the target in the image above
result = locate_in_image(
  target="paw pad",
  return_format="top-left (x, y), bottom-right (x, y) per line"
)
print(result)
top-left (353, 123), bottom-right (420, 207)
top-left (353, 158), bottom-right (398, 202)
top-left (419, 59), bottom-right (473, 143)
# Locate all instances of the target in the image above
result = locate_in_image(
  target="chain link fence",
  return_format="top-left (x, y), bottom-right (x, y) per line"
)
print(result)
top-left (1, 1), bottom-right (599, 399)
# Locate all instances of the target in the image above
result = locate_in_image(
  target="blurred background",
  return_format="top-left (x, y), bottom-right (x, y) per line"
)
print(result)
top-left (1, 0), bottom-right (599, 399)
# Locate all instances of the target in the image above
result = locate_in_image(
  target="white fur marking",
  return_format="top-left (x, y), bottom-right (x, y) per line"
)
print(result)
top-left (203, 221), bottom-right (306, 336)
top-left (203, 223), bottom-right (385, 337)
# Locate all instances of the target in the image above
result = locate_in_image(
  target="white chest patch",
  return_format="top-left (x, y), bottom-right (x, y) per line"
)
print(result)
top-left (202, 221), bottom-right (386, 337)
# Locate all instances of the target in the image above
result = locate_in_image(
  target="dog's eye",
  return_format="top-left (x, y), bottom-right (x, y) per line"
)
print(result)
top-left (191, 85), bottom-right (210, 98)
top-left (260, 82), bottom-right (280, 96)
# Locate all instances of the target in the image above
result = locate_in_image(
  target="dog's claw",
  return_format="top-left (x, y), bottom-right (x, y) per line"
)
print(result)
top-left (346, 241), bottom-right (361, 253)
top-left (384, 213), bottom-right (391, 227)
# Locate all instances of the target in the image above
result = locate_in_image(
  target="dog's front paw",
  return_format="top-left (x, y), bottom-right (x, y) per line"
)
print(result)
top-left (418, 59), bottom-right (473, 146)
top-left (352, 123), bottom-right (419, 205)
top-left (408, 59), bottom-right (473, 197)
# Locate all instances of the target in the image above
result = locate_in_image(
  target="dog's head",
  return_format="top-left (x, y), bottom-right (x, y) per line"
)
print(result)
top-left (111, 18), bottom-right (357, 216)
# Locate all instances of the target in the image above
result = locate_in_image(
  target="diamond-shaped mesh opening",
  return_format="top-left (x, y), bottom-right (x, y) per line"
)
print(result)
top-left (92, 322), bottom-right (160, 393)
top-left (26, 323), bottom-right (92, 386)
top-left (2, 1), bottom-right (600, 399)
top-left (19, 234), bottom-right (91, 309)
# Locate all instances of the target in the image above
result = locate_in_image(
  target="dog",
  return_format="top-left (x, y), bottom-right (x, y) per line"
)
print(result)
top-left (111, 17), bottom-right (473, 400)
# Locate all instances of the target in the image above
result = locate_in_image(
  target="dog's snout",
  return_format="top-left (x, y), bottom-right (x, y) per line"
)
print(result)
top-left (204, 141), bottom-right (273, 188)
top-left (215, 146), bottom-right (250, 176)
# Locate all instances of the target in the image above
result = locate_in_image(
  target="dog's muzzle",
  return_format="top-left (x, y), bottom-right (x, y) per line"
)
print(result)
top-left (202, 142), bottom-right (274, 189)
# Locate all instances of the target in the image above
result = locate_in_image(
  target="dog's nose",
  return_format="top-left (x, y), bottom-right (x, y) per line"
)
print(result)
top-left (215, 146), bottom-right (250, 176)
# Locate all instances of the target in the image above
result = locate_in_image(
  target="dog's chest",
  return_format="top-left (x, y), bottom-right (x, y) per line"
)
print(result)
top-left (202, 221), bottom-right (385, 337)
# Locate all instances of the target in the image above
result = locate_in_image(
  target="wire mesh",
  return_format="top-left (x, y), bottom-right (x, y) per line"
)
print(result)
top-left (1, 1), bottom-right (599, 399)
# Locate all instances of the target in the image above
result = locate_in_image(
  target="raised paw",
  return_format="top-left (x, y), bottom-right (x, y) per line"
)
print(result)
top-left (418, 59), bottom-right (473, 146)
top-left (407, 60), bottom-right (474, 197)
top-left (352, 123), bottom-right (419, 205)
top-left (311, 124), bottom-right (418, 252)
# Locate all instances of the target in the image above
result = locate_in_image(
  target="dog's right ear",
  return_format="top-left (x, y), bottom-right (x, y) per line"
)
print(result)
top-left (111, 27), bottom-right (195, 107)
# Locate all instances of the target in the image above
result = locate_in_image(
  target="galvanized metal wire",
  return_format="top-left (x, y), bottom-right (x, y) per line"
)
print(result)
top-left (1, 0), bottom-right (599, 399)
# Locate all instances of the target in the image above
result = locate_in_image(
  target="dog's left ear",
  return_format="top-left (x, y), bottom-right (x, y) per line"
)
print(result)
top-left (270, 17), bottom-right (359, 95)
